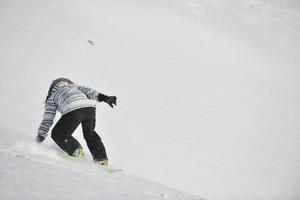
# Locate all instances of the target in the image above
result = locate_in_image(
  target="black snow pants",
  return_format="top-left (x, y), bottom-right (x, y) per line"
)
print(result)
top-left (51, 107), bottom-right (107, 161)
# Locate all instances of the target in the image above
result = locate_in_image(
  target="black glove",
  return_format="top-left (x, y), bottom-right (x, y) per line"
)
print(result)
top-left (105, 96), bottom-right (117, 108)
top-left (36, 135), bottom-right (45, 143)
top-left (98, 94), bottom-right (117, 108)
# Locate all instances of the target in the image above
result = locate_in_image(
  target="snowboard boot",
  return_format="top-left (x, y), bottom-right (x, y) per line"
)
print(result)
top-left (99, 159), bottom-right (108, 166)
top-left (72, 147), bottom-right (85, 158)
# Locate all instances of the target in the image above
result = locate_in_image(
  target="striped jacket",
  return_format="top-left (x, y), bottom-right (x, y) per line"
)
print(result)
top-left (38, 82), bottom-right (101, 137)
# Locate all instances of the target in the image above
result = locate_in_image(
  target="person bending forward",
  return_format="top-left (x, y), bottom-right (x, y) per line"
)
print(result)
top-left (36, 78), bottom-right (117, 165)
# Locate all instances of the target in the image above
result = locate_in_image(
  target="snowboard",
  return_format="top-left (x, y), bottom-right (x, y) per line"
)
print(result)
top-left (57, 151), bottom-right (122, 174)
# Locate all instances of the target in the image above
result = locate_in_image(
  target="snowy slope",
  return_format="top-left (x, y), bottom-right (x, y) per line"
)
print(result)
top-left (0, 0), bottom-right (300, 199)
top-left (0, 136), bottom-right (201, 200)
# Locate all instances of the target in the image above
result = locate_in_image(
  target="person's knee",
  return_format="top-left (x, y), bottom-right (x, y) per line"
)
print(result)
top-left (51, 129), bottom-right (61, 141)
top-left (84, 130), bottom-right (99, 141)
top-left (83, 131), bottom-right (93, 140)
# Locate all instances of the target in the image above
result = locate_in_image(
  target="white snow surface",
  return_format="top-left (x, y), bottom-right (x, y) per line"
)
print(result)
top-left (0, 0), bottom-right (300, 199)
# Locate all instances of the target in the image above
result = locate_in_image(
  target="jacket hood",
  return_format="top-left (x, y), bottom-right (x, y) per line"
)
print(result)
top-left (51, 81), bottom-right (69, 94)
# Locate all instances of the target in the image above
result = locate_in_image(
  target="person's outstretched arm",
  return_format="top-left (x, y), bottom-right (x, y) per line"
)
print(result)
top-left (36, 100), bottom-right (57, 142)
top-left (76, 85), bottom-right (100, 101)
top-left (76, 85), bottom-right (117, 108)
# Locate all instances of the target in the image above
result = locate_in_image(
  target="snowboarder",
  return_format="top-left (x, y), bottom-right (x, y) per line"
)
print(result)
top-left (36, 78), bottom-right (117, 165)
